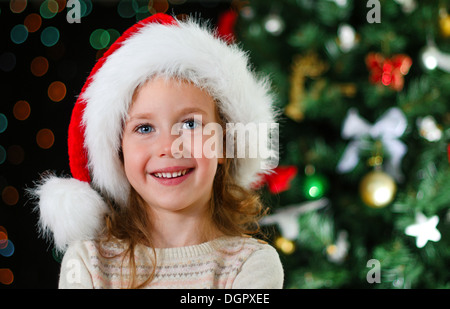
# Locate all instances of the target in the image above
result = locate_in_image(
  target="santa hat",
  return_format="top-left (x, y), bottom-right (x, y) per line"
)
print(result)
top-left (31, 13), bottom-right (278, 252)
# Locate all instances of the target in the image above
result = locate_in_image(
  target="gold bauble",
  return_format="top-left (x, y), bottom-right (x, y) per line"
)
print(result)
top-left (359, 170), bottom-right (396, 208)
top-left (275, 236), bottom-right (295, 255)
top-left (440, 14), bottom-right (450, 38)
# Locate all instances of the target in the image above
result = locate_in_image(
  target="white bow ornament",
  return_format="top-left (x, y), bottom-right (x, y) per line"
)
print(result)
top-left (259, 198), bottom-right (329, 240)
top-left (337, 107), bottom-right (407, 182)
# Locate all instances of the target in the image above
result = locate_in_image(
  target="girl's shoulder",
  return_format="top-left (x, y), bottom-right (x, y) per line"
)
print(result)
top-left (211, 235), bottom-right (278, 260)
top-left (62, 237), bottom-right (127, 261)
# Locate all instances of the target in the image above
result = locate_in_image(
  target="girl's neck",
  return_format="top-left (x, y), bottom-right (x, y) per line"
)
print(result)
top-left (147, 205), bottom-right (223, 249)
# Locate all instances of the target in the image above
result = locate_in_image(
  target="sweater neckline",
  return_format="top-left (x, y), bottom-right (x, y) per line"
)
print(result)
top-left (148, 236), bottom-right (247, 260)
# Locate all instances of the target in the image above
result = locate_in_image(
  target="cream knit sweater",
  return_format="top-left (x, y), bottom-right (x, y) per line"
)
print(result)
top-left (58, 236), bottom-right (284, 289)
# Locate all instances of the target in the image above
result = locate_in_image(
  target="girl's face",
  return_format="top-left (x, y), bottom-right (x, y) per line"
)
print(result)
top-left (122, 77), bottom-right (222, 217)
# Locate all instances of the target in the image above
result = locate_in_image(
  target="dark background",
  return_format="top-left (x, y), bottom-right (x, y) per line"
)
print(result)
top-left (1, 0), bottom-right (233, 289)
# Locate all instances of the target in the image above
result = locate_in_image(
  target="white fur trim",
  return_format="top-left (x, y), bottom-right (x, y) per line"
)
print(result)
top-left (82, 18), bottom-right (278, 204)
top-left (31, 176), bottom-right (109, 252)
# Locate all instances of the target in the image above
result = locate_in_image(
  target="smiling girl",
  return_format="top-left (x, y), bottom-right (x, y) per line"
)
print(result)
top-left (32, 14), bottom-right (283, 289)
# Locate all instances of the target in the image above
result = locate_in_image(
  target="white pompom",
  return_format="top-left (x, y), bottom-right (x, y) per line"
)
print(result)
top-left (30, 176), bottom-right (109, 252)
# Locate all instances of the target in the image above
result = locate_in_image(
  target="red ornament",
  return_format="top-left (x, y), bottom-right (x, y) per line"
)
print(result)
top-left (366, 52), bottom-right (412, 91)
top-left (253, 166), bottom-right (298, 194)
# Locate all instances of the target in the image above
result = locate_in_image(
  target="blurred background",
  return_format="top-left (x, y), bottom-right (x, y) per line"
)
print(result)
top-left (1, 0), bottom-right (449, 289)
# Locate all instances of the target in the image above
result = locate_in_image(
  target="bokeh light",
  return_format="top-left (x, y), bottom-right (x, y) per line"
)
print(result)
top-left (13, 100), bottom-right (31, 121)
top-left (55, 0), bottom-right (66, 12)
top-left (275, 236), bottom-right (295, 255)
top-left (0, 240), bottom-right (15, 257)
top-left (40, 0), bottom-right (58, 19)
top-left (36, 128), bottom-right (55, 149)
top-left (80, 0), bottom-right (93, 17)
top-left (153, 0), bottom-right (169, 13)
top-left (2, 186), bottom-right (19, 206)
top-left (0, 113), bottom-right (7, 133)
top-left (48, 81), bottom-right (66, 102)
top-left (31, 56), bottom-right (49, 77)
top-left (10, 0), bottom-right (27, 14)
top-left (24, 13), bottom-right (42, 33)
top-left (7, 145), bottom-right (25, 165)
top-left (107, 28), bottom-right (120, 46)
top-left (90, 29), bottom-right (110, 50)
top-left (0, 52), bottom-right (16, 72)
top-left (0, 269), bottom-right (14, 285)
top-left (118, 0), bottom-right (137, 18)
top-left (0, 226), bottom-right (7, 249)
top-left (41, 26), bottom-right (60, 47)
top-left (10, 24), bottom-right (28, 44)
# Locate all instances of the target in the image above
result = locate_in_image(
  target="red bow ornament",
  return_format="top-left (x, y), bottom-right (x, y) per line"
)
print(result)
top-left (366, 53), bottom-right (412, 91)
top-left (253, 166), bottom-right (298, 194)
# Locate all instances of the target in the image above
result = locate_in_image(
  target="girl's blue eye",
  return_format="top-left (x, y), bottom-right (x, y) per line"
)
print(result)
top-left (136, 124), bottom-right (153, 134)
top-left (182, 119), bottom-right (200, 130)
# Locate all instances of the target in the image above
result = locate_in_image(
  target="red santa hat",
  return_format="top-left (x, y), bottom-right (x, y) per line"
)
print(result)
top-left (31, 13), bottom-right (278, 252)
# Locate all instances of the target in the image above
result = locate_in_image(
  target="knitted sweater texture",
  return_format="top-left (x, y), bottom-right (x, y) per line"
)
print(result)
top-left (58, 236), bottom-right (284, 289)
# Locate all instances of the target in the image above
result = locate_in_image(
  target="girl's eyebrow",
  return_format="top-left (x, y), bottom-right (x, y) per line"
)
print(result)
top-left (127, 112), bottom-right (153, 122)
top-left (178, 107), bottom-right (208, 117)
top-left (128, 107), bottom-right (209, 122)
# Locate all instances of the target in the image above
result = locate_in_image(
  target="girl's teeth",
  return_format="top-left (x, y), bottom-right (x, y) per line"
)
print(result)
top-left (154, 169), bottom-right (189, 178)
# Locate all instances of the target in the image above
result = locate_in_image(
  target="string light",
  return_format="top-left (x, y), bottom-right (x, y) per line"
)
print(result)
top-left (41, 26), bottom-right (60, 47)
top-left (48, 81), bottom-right (66, 102)
top-left (153, 0), bottom-right (169, 14)
top-left (0, 226), bottom-right (7, 249)
top-left (10, 0), bottom-right (27, 14)
top-left (13, 100), bottom-right (31, 120)
top-left (2, 186), bottom-right (19, 206)
top-left (118, 0), bottom-right (137, 18)
top-left (0, 269), bottom-right (14, 285)
top-left (24, 13), bottom-right (42, 33)
top-left (0, 113), bottom-right (7, 133)
top-left (80, 0), bottom-right (93, 18)
top-left (10, 24), bottom-right (28, 44)
top-left (36, 128), bottom-right (55, 149)
top-left (55, 0), bottom-right (66, 12)
top-left (0, 241), bottom-right (15, 257)
top-left (40, 0), bottom-right (58, 19)
top-left (31, 56), bottom-right (49, 77)
top-left (90, 29), bottom-right (110, 50)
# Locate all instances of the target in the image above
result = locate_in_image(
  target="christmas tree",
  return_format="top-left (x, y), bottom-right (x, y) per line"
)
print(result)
top-left (226, 0), bottom-right (450, 288)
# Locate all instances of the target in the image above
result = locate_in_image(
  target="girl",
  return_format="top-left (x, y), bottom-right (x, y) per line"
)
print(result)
top-left (33, 13), bottom-right (283, 289)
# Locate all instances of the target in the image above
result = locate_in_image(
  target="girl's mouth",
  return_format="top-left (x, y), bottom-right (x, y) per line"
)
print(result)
top-left (152, 168), bottom-right (191, 179)
top-left (150, 168), bottom-right (194, 185)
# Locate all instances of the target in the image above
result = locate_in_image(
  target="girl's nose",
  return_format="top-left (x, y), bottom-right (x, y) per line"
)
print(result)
top-left (156, 126), bottom-right (187, 158)
top-left (156, 129), bottom-right (178, 158)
